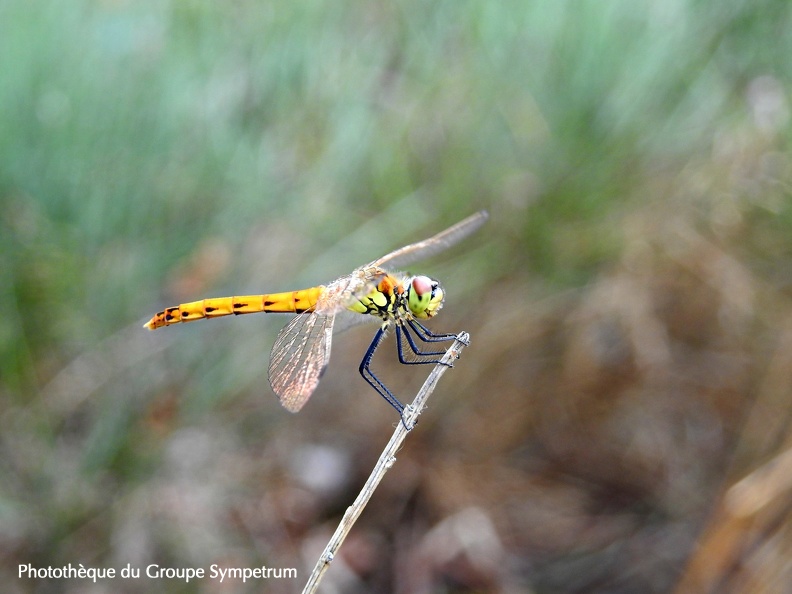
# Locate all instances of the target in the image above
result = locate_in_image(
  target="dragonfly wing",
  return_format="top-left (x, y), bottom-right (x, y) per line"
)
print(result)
top-left (370, 210), bottom-right (489, 270)
top-left (268, 269), bottom-right (387, 412)
top-left (269, 311), bottom-right (335, 412)
top-left (332, 308), bottom-right (382, 334)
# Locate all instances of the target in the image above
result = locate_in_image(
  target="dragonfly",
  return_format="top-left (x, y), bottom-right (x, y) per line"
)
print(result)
top-left (144, 210), bottom-right (488, 422)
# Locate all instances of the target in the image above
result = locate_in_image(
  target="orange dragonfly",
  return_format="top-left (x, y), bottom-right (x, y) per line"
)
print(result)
top-left (145, 210), bottom-right (488, 420)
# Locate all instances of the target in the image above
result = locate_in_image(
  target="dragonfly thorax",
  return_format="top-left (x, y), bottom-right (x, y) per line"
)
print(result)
top-left (349, 273), bottom-right (444, 322)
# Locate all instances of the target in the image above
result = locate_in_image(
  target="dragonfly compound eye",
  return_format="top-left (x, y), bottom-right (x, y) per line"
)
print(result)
top-left (408, 275), bottom-right (444, 319)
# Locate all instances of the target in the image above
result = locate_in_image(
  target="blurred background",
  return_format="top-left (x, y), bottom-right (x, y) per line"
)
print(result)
top-left (2, 1), bottom-right (792, 592)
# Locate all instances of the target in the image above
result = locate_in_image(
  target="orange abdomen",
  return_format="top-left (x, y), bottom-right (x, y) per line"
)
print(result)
top-left (144, 287), bottom-right (323, 330)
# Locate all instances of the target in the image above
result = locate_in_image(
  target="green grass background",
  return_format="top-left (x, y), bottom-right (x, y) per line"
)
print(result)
top-left (2, 1), bottom-right (792, 592)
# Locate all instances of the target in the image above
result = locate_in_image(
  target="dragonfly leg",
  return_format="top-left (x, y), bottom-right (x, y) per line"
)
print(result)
top-left (360, 327), bottom-right (410, 426)
top-left (407, 318), bottom-right (459, 342)
top-left (396, 322), bottom-right (453, 365)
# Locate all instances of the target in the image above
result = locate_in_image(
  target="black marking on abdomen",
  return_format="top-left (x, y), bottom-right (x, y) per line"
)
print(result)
top-left (205, 306), bottom-right (217, 313)
top-left (264, 300), bottom-right (275, 307)
top-left (233, 302), bottom-right (247, 309)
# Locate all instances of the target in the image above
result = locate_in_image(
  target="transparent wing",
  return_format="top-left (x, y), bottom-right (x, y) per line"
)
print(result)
top-left (332, 308), bottom-right (383, 334)
top-left (370, 210), bottom-right (489, 270)
top-left (268, 311), bottom-right (335, 412)
top-left (267, 267), bottom-right (387, 412)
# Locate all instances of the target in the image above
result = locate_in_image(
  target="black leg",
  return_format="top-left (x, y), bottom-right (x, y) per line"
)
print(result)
top-left (396, 323), bottom-right (452, 365)
top-left (359, 327), bottom-right (407, 419)
top-left (408, 318), bottom-right (458, 342)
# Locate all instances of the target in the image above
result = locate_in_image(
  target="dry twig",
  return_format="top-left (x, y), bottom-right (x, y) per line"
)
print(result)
top-left (301, 332), bottom-right (470, 593)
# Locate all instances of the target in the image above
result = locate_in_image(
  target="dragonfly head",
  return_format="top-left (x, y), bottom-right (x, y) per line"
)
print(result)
top-left (406, 275), bottom-right (445, 319)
